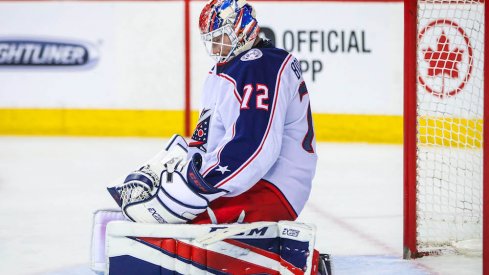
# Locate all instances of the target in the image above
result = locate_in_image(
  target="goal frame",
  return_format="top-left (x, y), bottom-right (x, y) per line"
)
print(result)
top-left (403, 0), bottom-right (488, 272)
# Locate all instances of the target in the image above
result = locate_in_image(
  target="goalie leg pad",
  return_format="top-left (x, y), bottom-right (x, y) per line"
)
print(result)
top-left (102, 221), bottom-right (321, 275)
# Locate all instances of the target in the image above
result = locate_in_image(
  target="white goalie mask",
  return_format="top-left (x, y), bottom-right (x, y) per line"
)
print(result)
top-left (199, 0), bottom-right (260, 63)
top-left (201, 23), bottom-right (239, 63)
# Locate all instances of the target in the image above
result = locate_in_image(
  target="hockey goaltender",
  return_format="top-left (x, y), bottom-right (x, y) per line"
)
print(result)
top-left (92, 1), bottom-right (331, 274)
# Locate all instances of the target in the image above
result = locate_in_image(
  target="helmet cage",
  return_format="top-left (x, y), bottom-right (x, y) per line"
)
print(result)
top-left (201, 22), bottom-right (239, 63)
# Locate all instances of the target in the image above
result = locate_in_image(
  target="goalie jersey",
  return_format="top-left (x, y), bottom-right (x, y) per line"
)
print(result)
top-left (190, 40), bottom-right (317, 216)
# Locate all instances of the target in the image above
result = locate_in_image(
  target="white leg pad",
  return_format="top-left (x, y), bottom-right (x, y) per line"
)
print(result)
top-left (101, 220), bottom-right (318, 275)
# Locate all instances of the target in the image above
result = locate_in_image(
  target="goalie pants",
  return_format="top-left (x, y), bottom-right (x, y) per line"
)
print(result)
top-left (191, 180), bottom-right (297, 224)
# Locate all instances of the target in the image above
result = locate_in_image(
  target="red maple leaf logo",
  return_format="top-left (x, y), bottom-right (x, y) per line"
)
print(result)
top-left (422, 31), bottom-right (464, 79)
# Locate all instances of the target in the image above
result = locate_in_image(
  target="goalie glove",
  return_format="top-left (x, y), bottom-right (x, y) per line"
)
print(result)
top-left (107, 134), bottom-right (190, 210)
top-left (123, 153), bottom-right (228, 223)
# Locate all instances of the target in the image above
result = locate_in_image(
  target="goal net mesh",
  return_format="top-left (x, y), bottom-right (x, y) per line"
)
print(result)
top-left (416, 0), bottom-right (484, 254)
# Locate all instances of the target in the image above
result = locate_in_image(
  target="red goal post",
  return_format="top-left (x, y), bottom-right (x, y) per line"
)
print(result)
top-left (404, 0), bottom-right (488, 271)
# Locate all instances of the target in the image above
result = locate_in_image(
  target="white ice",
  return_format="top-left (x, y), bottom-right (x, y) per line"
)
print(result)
top-left (0, 137), bottom-right (482, 275)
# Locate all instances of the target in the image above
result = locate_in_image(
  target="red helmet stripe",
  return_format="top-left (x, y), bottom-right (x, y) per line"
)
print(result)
top-left (209, 11), bottom-right (218, 32)
top-left (234, 9), bottom-right (244, 31)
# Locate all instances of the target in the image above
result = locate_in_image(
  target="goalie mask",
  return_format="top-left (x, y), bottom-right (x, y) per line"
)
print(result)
top-left (199, 0), bottom-right (260, 63)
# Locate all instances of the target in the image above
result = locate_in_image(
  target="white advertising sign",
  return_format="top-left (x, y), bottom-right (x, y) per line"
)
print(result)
top-left (0, 2), bottom-right (184, 110)
top-left (190, 2), bottom-right (404, 115)
top-left (417, 3), bottom-right (485, 118)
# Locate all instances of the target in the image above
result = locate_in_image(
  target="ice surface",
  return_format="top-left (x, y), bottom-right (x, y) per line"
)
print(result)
top-left (0, 137), bottom-right (482, 274)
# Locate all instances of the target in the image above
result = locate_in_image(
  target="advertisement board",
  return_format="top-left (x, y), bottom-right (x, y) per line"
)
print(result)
top-left (0, 0), bottom-right (408, 142)
top-left (190, 2), bottom-right (404, 115)
top-left (0, 1), bottom-right (184, 110)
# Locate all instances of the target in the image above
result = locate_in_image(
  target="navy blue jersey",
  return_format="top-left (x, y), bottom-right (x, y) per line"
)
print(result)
top-left (190, 40), bottom-right (317, 215)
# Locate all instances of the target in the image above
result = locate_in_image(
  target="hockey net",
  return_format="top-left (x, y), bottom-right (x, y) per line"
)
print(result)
top-left (404, 0), bottom-right (487, 261)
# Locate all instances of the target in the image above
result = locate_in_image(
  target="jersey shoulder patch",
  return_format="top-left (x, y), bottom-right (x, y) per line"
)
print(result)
top-left (215, 47), bottom-right (291, 96)
top-left (230, 48), bottom-right (289, 74)
top-left (240, 48), bottom-right (263, 61)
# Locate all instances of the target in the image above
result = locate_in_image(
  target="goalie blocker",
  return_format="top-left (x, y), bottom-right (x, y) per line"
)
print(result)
top-left (106, 134), bottom-right (228, 224)
top-left (91, 210), bottom-right (332, 275)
